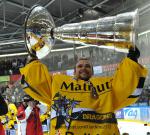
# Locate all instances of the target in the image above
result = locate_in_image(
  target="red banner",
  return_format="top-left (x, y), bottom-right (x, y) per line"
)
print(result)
top-left (10, 74), bottom-right (21, 84)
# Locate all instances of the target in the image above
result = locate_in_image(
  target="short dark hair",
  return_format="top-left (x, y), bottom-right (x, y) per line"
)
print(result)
top-left (75, 57), bottom-right (90, 68)
top-left (78, 57), bottom-right (90, 61)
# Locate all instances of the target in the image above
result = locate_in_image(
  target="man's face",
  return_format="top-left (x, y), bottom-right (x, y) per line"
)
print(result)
top-left (75, 59), bottom-right (93, 81)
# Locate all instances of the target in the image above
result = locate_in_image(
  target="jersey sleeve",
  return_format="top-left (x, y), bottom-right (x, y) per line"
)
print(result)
top-left (112, 57), bottom-right (148, 111)
top-left (20, 60), bottom-right (52, 105)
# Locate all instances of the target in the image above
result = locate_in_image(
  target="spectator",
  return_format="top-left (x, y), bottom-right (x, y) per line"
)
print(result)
top-left (17, 95), bottom-right (47, 135)
top-left (17, 95), bottom-right (29, 135)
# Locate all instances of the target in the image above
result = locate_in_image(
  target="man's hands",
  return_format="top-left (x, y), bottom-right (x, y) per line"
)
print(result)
top-left (127, 47), bottom-right (140, 62)
top-left (26, 49), bottom-right (38, 64)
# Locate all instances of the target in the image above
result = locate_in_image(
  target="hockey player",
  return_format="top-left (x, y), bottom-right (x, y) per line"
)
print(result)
top-left (20, 47), bottom-right (148, 135)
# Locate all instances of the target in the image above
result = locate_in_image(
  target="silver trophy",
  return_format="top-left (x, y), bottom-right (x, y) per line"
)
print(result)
top-left (25, 5), bottom-right (139, 59)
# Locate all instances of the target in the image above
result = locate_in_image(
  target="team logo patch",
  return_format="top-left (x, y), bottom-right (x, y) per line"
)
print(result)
top-left (51, 92), bottom-right (81, 129)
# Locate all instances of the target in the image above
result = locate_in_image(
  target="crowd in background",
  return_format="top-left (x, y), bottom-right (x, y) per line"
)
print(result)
top-left (0, 47), bottom-right (126, 75)
top-left (0, 58), bottom-right (26, 75)
top-left (0, 94), bottom-right (50, 135)
top-left (0, 85), bottom-right (23, 105)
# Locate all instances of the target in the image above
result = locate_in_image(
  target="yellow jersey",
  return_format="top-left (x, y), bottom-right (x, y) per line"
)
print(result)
top-left (20, 58), bottom-right (148, 135)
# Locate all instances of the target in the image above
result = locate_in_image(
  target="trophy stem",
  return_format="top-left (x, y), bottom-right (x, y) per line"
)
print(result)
top-left (53, 9), bottom-right (139, 53)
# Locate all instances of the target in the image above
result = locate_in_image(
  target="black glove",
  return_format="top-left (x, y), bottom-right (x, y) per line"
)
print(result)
top-left (25, 49), bottom-right (38, 64)
top-left (30, 49), bottom-right (37, 58)
top-left (127, 47), bottom-right (140, 62)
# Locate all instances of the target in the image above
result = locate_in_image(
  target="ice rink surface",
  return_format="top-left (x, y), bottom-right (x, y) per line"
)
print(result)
top-left (118, 120), bottom-right (150, 135)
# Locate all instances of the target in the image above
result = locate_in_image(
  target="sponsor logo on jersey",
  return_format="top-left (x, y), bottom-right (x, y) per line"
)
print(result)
top-left (60, 81), bottom-right (111, 93)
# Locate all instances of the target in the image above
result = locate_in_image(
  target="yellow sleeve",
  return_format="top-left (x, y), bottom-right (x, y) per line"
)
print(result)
top-left (20, 60), bottom-right (52, 105)
top-left (114, 98), bottom-right (138, 111)
top-left (112, 57), bottom-right (148, 111)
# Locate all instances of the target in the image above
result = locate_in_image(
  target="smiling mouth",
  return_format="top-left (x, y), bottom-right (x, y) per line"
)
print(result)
top-left (80, 71), bottom-right (90, 78)
top-left (79, 70), bottom-right (89, 74)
